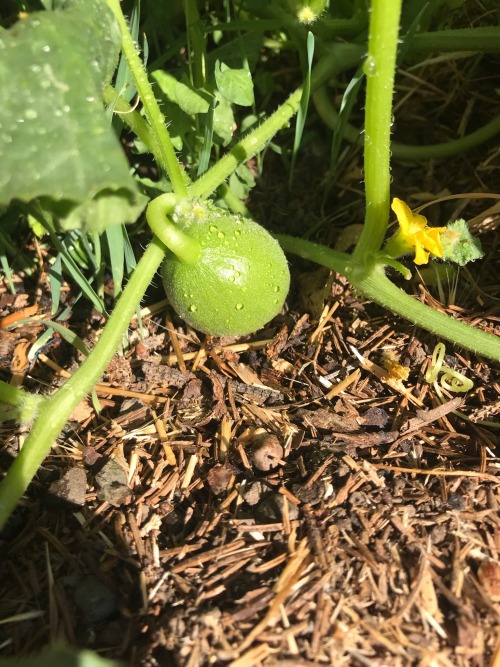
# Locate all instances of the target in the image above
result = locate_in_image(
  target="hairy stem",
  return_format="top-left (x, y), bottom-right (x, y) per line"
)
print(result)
top-left (146, 194), bottom-right (201, 263)
top-left (106, 0), bottom-right (188, 197)
top-left (353, 0), bottom-right (402, 260)
top-left (104, 84), bottom-right (161, 159)
top-left (313, 86), bottom-right (500, 161)
top-left (0, 240), bottom-right (165, 530)
top-left (277, 236), bottom-right (500, 361)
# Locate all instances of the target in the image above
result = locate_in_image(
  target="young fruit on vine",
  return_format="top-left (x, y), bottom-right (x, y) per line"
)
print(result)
top-left (151, 199), bottom-right (290, 336)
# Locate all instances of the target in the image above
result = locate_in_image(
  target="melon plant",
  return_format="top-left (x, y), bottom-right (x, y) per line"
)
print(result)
top-left (158, 200), bottom-right (289, 336)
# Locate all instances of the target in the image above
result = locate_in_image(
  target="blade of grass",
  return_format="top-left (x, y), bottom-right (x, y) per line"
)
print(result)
top-left (49, 254), bottom-right (62, 315)
top-left (105, 224), bottom-right (125, 297)
top-left (114, 0), bottom-right (141, 103)
top-left (328, 64), bottom-right (364, 180)
top-left (8, 318), bottom-right (90, 357)
top-left (197, 98), bottom-right (215, 177)
top-left (289, 31), bottom-right (315, 188)
top-left (0, 240), bottom-right (16, 294)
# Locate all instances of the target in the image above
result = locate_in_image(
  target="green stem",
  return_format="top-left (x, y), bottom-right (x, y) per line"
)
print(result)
top-left (355, 267), bottom-right (500, 362)
top-left (106, 0), bottom-right (188, 196)
top-left (191, 87), bottom-right (304, 199)
top-left (353, 0), bottom-right (402, 260)
top-left (410, 27), bottom-right (500, 53)
top-left (277, 236), bottom-right (500, 361)
top-left (313, 86), bottom-right (500, 161)
top-left (103, 84), bottom-right (162, 160)
top-left (0, 381), bottom-right (29, 408)
top-left (146, 194), bottom-right (201, 263)
top-left (0, 240), bottom-right (165, 530)
top-left (275, 234), bottom-right (351, 275)
top-left (190, 42), bottom-right (363, 201)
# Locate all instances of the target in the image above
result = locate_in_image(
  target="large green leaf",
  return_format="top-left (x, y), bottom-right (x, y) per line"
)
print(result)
top-left (0, 0), bottom-right (147, 232)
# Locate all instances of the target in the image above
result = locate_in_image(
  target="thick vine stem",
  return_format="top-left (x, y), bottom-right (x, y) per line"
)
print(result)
top-left (352, 0), bottom-right (402, 260)
top-left (313, 86), bottom-right (500, 161)
top-left (277, 235), bottom-right (500, 362)
top-left (146, 194), bottom-right (201, 264)
top-left (0, 380), bottom-right (31, 408)
top-left (0, 240), bottom-right (166, 530)
top-left (191, 42), bottom-right (363, 201)
top-left (106, 0), bottom-right (188, 196)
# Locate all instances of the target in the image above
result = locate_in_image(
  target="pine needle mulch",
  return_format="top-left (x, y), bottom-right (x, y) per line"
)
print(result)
top-left (0, 238), bottom-right (499, 666)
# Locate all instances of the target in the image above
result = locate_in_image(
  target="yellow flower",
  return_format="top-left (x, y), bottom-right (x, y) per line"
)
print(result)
top-left (391, 198), bottom-right (446, 265)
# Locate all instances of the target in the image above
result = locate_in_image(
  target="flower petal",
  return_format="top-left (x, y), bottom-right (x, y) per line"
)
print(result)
top-left (413, 241), bottom-right (430, 265)
top-left (420, 227), bottom-right (446, 258)
top-left (390, 198), bottom-right (446, 265)
top-left (391, 198), bottom-right (427, 234)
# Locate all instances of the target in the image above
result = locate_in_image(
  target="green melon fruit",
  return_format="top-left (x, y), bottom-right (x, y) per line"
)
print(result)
top-left (161, 205), bottom-right (290, 336)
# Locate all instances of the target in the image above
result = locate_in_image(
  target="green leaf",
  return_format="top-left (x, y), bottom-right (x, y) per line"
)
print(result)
top-left (213, 92), bottom-right (235, 146)
top-left (228, 163), bottom-right (256, 200)
top-left (0, 0), bottom-right (146, 232)
top-left (152, 71), bottom-right (210, 115)
top-left (214, 61), bottom-right (255, 107)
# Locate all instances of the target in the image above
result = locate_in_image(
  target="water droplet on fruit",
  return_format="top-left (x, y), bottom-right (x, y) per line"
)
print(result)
top-left (228, 276), bottom-right (235, 282)
top-left (234, 271), bottom-right (240, 278)
top-left (217, 232), bottom-right (225, 239)
top-left (274, 286), bottom-right (280, 292)
top-left (25, 109), bottom-right (37, 120)
top-left (209, 225), bottom-right (217, 232)
top-left (189, 304), bottom-right (197, 312)
top-left (236, 303), bottom-right (243, 310)
top-left (42, 45), bottom-right (50, 53)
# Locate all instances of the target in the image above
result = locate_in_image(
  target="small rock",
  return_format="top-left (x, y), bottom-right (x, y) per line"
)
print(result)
top-left (291, 481), bottom-right (325, 506)
top-left (74, 574), bottom-right (118, 622)
top-left (251, 434), bottom-right (284, 471)
top-left (256, 493), bottom-right (300, 523)
top-left (49, 467), bottom-right (87, 507)
top-left (206, 462), bottom-right (237, 495)
top-left (478, 560), bottom-right (500, 603)
top-left (82, 446), bottom-right (102, 467)
top-left (95, 459), bottom-right (131, 506)
top-left (359, 407), bottom-right (389, 428)
top-left (241, 480), bottom-right (269, 506)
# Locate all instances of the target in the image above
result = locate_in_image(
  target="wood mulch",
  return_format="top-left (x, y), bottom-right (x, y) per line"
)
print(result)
top-left (0, 239), bottom-right (499, 666)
